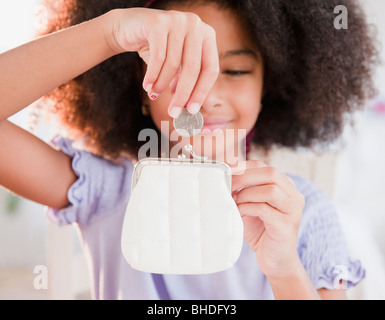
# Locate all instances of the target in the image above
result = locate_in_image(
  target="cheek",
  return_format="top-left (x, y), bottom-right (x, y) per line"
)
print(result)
top-left (232, 87), bottom-right (262, 131)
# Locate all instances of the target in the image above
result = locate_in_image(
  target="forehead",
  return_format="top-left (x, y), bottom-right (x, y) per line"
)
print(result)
top-left (171, 3), bottom-right (256, 56)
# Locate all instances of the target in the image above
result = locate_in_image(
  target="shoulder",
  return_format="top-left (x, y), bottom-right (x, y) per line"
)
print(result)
top-left (46, 135), bottom-right (135, 226)
top-left (49, 135), bottom-right (134, 167)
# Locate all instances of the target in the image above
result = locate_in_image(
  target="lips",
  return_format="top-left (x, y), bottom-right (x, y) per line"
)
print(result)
top-left (202, 116), bottom-right (233, 132)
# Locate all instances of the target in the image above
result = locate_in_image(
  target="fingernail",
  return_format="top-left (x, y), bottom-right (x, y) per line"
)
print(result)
top-left (145, 84), bottom-right (153, 93)
top-left (149, 92), bottom-right (159, 100)
top-left (169, 106), bottom-right (182, 119)
top-left (188, 103), bottom-right (200, 114)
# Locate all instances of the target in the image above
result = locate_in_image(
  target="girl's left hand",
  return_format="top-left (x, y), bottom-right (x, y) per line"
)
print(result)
top-left (231, 160), bottom-right (305, 280)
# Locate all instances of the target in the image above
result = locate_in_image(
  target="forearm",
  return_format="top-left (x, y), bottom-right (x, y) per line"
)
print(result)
top-left (0, 10), bottom-right (118, 122)
top-left (267, 258), bottom-right (321, 300)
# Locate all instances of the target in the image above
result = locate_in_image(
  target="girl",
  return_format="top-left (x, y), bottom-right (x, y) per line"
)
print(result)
top-left (0, 0), bottom-right (378, 299)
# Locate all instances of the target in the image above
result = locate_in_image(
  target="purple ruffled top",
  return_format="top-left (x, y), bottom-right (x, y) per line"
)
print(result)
top-left (46, 135), bottom-right (365, 299)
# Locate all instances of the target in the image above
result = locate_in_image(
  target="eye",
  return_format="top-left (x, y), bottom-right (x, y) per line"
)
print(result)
top-left (223, 70), bottom-right (251, 76)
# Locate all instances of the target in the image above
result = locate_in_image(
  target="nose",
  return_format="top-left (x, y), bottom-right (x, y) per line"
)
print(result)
top-left (200, 80), bottom-right (223, 114)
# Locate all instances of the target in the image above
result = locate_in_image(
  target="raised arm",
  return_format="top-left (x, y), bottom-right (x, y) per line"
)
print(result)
top-left (0, 8), bottom-right (219, 209)
top-left (0, 11), bottom-right (116, 122)
top-left (0, 11), bottom-right (117, 209)
top-left (0, 8), bottom-right (219, 122)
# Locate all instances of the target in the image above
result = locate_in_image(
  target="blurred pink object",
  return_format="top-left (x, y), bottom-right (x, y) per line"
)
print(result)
top-left (374, 101), bottom-right (385, 114)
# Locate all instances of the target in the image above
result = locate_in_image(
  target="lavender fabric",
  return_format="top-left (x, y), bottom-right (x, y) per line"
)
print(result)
top-left (46, 135), bottom-right (365, 299)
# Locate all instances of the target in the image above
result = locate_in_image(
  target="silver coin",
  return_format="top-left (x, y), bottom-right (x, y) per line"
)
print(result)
top-left (173, 108), bottom-right (203, 137)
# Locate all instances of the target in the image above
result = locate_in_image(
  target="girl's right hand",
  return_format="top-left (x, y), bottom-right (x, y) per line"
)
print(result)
top-left (106, 8), bottom-right (220, 118)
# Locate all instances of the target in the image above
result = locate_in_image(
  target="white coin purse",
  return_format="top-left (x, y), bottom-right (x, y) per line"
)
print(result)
top-left (121, 147), bottom-right (243, 274)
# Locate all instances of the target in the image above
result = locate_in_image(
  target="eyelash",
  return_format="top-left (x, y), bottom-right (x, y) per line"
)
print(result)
top-left (223, 70), bottom-right (251, 76)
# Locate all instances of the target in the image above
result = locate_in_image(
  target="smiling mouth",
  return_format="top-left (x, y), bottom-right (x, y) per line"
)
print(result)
top-left (201, 117), bottom-right (233, 133)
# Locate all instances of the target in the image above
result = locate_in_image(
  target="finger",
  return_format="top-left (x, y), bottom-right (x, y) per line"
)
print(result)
top-left (167, 29), bottom-right (203, 118)
top-left (150, 30), bottom-right (185, 97)
top-left (234, 185), bottom-right (299, 214)
top-left (169, 68), bottom-right (181, 94)
top-left (238, 202), bottom-right (298, 244)
top-left (232, 166), bottom-right (297, 197)
top-left (185, 26), bottom-right (219, 114)
top-left (230, 159), bottom-right (268, 175)
top-left (142, 30), bottom-right (168, 98)
top-left (286, 175), bottom-right (296, 187)
top-left (237, 202), bottom-right (284, 233)
top-left (240, 214), bottom-right (265, 249)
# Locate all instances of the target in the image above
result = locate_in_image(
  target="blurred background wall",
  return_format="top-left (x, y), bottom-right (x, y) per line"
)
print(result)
top-left (0, 0), bottom-right (51, 299)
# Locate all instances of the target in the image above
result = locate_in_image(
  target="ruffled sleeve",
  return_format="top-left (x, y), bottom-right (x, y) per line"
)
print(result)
top-left (45, 135), bottom-right (134, 226)
top-left (293, 176), bottom-right (365, 290)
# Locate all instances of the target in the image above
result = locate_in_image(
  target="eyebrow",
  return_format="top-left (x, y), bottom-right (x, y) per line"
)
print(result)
top-left (219, 49), bottom-right (259, 59)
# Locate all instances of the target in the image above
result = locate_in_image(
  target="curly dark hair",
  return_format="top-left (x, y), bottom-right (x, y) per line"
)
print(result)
top-left (37, 0), bottom-right (379, 159)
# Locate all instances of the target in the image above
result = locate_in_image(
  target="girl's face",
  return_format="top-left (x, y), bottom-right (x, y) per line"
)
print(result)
top-left (147, 3), bottom-right (264, 161)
